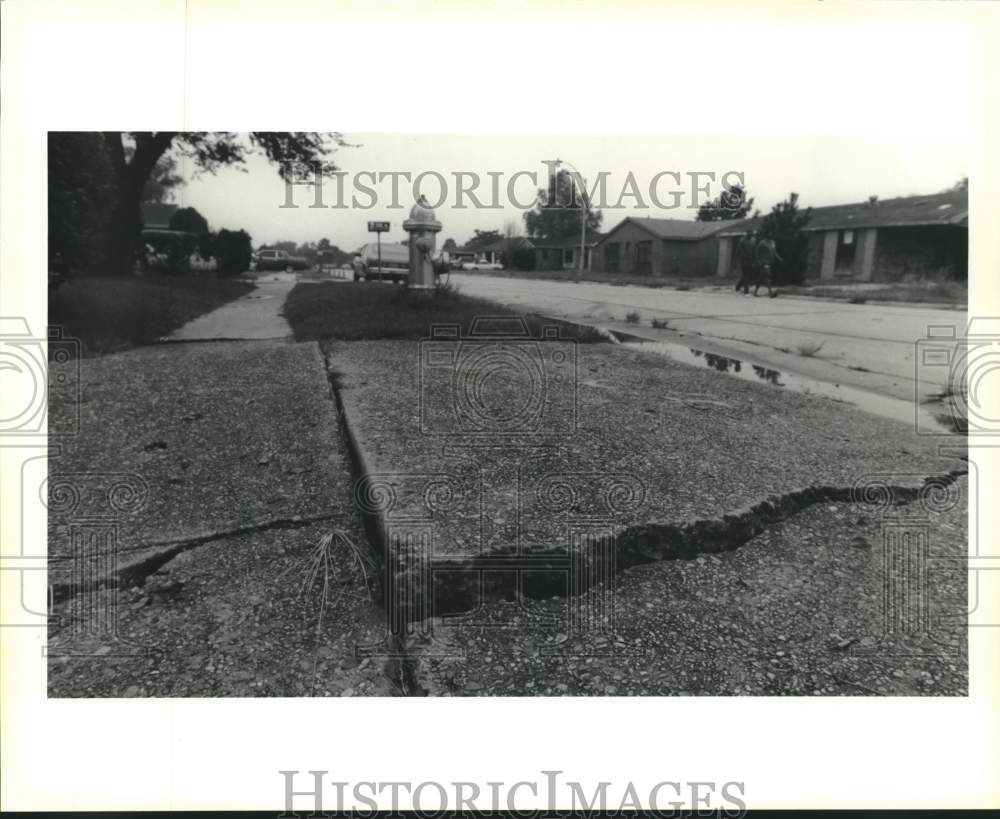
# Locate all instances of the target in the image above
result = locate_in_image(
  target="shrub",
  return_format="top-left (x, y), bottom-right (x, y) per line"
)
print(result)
top-left (625, 310), bottom-right (641, 324)
top-left (213, 229), bottom-right (253, 275)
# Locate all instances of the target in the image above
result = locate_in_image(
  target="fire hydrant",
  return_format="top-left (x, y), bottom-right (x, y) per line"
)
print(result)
top-left (403, 195), bottom-right (442, 290)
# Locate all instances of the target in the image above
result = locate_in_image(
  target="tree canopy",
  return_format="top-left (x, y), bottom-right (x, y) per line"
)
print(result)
top-left (524, 170), bottom-right (602, 239)
top-left (760, 192), bottom-right (812, 285)
top-left (100, 132), bottom-right (351, 274)
top-left (696, 183), bottom-right (755, 222)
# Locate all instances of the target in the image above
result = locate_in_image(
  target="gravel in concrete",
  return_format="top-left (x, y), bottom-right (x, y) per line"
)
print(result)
top-left (47, 340), bottom-right (396, 696)
top-left (403, 483), bottom-right (968, 696)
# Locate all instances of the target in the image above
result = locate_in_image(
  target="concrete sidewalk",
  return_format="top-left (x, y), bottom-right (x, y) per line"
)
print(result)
top-left (328, 337), bottom-right (968, 695)
top-left (47, 341), bottom-right (396, 697)
top-left (167, 279), bottom-right (294, 340)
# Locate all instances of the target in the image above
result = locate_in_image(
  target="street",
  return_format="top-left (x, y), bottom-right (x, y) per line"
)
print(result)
top-left (450, 273), bottom-right (967, 405)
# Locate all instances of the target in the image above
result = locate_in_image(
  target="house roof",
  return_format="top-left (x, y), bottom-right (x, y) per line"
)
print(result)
top-left (140, 202), bottom-right (178, 230)
top-left (598, 217), bottom-right (734, 244)
top-left (529, 231), bottom-right (605, 249)
top-left (457, 236), bottom-right (536, 254)
top-left (716, 190), bottom-right (968, 237)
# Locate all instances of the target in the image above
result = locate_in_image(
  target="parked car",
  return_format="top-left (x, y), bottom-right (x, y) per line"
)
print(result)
top-left (355, 242), bottom-right (410, 283)
top-left (460, 260), bottom-right (505, 271)
top-left (253, 248), bottom-right (310, 272)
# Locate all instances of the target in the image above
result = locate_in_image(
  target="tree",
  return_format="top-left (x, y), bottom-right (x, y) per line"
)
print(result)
top-left (696, 183), bottom-right (754, 222)
top-left (524, 169), bottom-right (602, 239)
top-left (213, 229), bottom-right (253, 275)
top-left (442, 238), bottom-right (458, 252)
top-left (464, 229), bottom-right (503, 250)
top-left (169, 206), bottom-right (209, 236)
top-left (101, 132), bottom-right (350, 275)
top-left (500, 219), bottom-right (523, 267)
top-left (759, 192), bottom-right (812, 285)
top-left (141, 154), bottom-right (184, 203)
top-left (48, 132), bottom-right (116, 276)
top-left (946, 177), bottom-right (968, 192)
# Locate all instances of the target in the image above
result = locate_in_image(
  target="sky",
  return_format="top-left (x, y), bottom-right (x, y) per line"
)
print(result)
top-left (173, 131), bottom-right (967, 252)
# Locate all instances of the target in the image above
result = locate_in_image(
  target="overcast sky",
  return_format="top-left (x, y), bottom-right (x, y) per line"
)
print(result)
top-left (173, 131), bottom-right (967, 251)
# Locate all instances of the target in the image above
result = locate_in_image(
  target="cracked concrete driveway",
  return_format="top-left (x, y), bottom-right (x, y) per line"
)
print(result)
top-left (450, 274), bottom-right (968, 403)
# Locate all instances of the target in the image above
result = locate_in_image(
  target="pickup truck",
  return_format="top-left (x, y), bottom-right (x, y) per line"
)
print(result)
top-left (252, 248), bottom-right (310, 272)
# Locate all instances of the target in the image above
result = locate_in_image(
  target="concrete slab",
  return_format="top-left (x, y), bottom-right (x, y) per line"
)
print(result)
top-left (168, 280), bottom-right (293, 340)
top-left (328, 338), bottom-right (965, 628)
top-left (46, 340), bottom-right (399, 696)
top-left (403, 487), bottom-right (968, 696)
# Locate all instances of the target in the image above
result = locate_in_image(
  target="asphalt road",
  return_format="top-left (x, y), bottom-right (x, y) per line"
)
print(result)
top-left (451, 273), bottom-right (968, 404)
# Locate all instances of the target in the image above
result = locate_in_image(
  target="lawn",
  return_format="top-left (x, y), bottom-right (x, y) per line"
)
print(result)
top-left (783, 280), bottom-right (967, 306)
top-left (49, 275), bottom-right (255, 358)
top-left (283, 281), bottom-right (606, 342)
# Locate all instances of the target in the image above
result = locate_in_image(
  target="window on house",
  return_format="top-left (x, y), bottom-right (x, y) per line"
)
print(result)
top-left (563, 248), bottom-right (575, 266)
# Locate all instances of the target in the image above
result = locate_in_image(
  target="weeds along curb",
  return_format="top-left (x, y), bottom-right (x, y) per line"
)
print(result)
top-left (320, 347), bottom-right (425, 695)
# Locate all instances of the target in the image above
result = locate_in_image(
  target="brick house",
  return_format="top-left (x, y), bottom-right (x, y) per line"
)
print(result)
top-left (591, 217), bottom-right (734, 278)
top-left (715, 189), bottom-right (968, 282)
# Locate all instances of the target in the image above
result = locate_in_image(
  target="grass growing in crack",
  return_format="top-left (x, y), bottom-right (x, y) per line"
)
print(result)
top-left (795, 340), bottom-right (825, 358)
top-left (625, 310), bottom-right (641, 324)
top-left (284, 529), bottom-right (376, 689)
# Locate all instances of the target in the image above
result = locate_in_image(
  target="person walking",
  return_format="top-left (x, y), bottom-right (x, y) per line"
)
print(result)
top-left (753, 236), bottom-right (781, 298)
top-left (734, 231), bottom-right (758, 295)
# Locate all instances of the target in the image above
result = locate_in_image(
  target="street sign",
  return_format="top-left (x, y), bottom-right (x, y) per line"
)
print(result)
top-left (367, 221), bottom-right (390, 233)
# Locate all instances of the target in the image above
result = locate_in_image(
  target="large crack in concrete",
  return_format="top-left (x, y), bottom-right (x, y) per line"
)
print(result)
top-left (380, 470), bottom-right (967, 624)
top-left (49, 511), bottom-right (347, 603)
top-left (320, 343), bottom-right (966, 640)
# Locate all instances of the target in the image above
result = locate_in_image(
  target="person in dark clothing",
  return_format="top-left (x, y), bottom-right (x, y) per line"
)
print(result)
top-left (753, 236), bottom-right (781, 298)
top-left (734, 232), bottom-right (757, 295)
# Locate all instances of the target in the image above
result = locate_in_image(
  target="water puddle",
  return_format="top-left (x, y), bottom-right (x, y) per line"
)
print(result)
top-left (622, 340), bottom-right (962, 434)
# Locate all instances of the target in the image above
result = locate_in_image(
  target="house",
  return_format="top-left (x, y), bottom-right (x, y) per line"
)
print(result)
top-left (591, 217), bottom-right (734, 278)
top-left (715, 189), bottom-right (968, 282)
top-left (140, 202), bottom-right (179, 230)
top-left (529, 231), bottom-right (605, 271)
